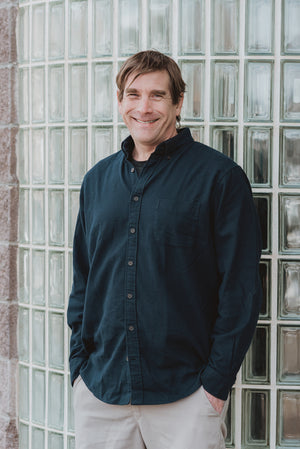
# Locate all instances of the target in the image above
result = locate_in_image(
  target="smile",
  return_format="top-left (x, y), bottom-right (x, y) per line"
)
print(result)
top-left (134, 118), bottom-right (158, 124)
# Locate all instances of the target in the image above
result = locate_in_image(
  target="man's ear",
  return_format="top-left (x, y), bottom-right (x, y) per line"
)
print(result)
top-left (117, 90), bottom-right (122, 113)
top-left (176, 94), bottom-right (184, 114)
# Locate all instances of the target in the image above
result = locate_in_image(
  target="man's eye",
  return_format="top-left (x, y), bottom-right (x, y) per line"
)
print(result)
top-left (128, 93), bottom-right (138, 98)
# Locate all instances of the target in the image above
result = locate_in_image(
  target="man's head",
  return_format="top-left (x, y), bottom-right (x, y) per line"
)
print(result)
top-left (116, 51), bottom-right (186, 154)
top-left (116, 50), bottom-right (186, 107)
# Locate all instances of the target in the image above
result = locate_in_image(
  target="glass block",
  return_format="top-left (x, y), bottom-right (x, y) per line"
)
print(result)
top-left (19, 365), bottom-right (29, 420)
top-left (190, 126), bottom-right (204, 143)
top-left (49, 312), bottom-right (65, 369)
top-left (69, 0), bottom-right (88, 58)
top-left (68, 253), bottom-right (73, 301)
top-left (246, 0), bottom-right (273, 54)
top-left (32, 309), bottom-right (45, 365)
top-left (18, 128), bottom-right (30, 184)
top-left (49, 128), bottom-right (65, 184)
top-left (119, 0), bottom-right (140, 55)
top-left (253, 195), bottom-right (271, 253)
top-left (19, 68), bottom-right (29, 124)
top-left (92, 64), bottom-right (113, 121)
top-left (32, 67), bottom-right (45, 123)
top-left (244, 127), bottom-right (272, 186)
top-left (32, 369), bottom-right (45, 424)
top-left (181, 62), bottom-right (204, 121)
top-left (283, 0), bottom-right (300, 54)
top-left (149, 0), bottom-right (171, 54)
top-left (93, 0), bottom-right (112, 56)
top-left (67, 325), bottom-right (71, 360)
top-left (243, 325), bottom-right (270, 384)
top-left (32, 4), bottom-right (45, 61)
top-left (280, 127), bottom-right (300, 186)
top-left (245, 62), bottom-right (273, 121)
top-left (69, 65), bottom-right (88, 122)
top-left (18, 6), bottom-right (29, 63)
top-left (225, 390), bottom-right (234, 447)
top-left (212, 0), bottom-right (239, 55)
top-left (68, 374), bottom-right (75, 432)
top-left (179, 0), bottom-right (205, 55)
top-left (278, 390), bottom-right (300, 445)
top-left (278, 326), bottom-right (300, 383)
top-left (32, 250), bottom-right (45, 305)
top-left (68, 190), bottom-right (80, 246)
top-left (280, 195), bottom-right (300, 252)
top-left (19, 189), bottom-right (29, 243)
top-left (19, 307), bottom-right (29, 362)
top-left (211, 126), bottom-right (237, 160)
top-left (32, 189), bottom-right (45, 244)
top-left (49, 65), bottom-right (65, 122)
top-left (19, 423), bottom-right (29, 449)
top-left (118, 126), bottom-right (130, 150)
top-left (69, 128), bottom-right (87, 184)
top-left (259, 260), bottom-right (271, 319)
top-left (212, 62), bottom-right (238, 121)
top-left (49, 190), bottom-right (65, 245)
top-left (282, 62), bottom-right (300, 121)
top-left (49, 1), bottom-right (65, 59)
top-left (242, 390), bottom-right (269, 446)
top-left (48, 432), bottom-right (64, 449)
top-left (19, 248), bottom-right (30, 304)
top-left (48, 372), bottom-right (64, 430)
top-left (49, 251), bottom-right (65, 308)
top-left (68, 436), bottom-right (76, 449)
top-left (279, 260), bottom-right (300, 319)
top-left (32, 128), bottom-right (45, 184)
top-left (92, 127), bottom-right (113, 164)
top-left (32, 427), bottom-right (44, 449)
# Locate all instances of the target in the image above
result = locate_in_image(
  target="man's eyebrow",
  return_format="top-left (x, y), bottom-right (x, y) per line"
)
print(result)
top-left (125, 87), bottom-right (139, 94)
top-left (151, 89), bottom-right (167, 96)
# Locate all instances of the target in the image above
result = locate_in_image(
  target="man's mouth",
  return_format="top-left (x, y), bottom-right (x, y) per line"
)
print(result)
top-left (134, 118), bottom-right (158, 124)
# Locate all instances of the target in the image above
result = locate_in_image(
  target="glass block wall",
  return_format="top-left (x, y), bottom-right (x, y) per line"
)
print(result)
top-left (17, 1), bottom-right (300, 448)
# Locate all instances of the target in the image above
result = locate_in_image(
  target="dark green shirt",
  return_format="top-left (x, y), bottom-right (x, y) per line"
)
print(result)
top-left (67, 128), bottom-right (262, 404)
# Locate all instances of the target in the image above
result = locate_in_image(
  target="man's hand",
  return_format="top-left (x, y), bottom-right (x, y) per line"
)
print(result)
top-left (203, 388), bottom-right (225, 414)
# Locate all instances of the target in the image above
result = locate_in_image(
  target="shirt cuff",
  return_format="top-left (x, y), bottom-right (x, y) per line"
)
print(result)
top-left (201, 365), bottom-right (236, 400)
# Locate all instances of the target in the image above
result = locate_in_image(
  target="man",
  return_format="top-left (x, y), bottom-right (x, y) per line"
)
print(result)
top-left (68, 50), bottom-right (262, 449)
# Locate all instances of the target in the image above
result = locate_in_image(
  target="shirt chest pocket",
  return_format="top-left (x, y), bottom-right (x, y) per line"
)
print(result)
top-left (154, 198), bottom-right (198, 248)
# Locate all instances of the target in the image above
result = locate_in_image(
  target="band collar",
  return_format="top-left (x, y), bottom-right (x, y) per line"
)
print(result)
top-left (121, 128), bottom-right (193, 160)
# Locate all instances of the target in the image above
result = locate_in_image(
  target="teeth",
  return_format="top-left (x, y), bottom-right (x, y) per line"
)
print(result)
top-left (135, 119), bottom-right (157, 123)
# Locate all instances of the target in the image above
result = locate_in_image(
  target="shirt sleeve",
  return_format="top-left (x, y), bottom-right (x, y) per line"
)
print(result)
top-left (201, 165), bottom-right (263, 400)
top-left (67, 182), bottom-right (90, 385)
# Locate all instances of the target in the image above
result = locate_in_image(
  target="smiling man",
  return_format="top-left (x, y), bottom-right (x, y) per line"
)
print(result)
top-left (68, 50), bottom-right (262, 449)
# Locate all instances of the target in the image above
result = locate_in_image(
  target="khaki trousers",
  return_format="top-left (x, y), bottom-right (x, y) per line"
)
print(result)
top-left (73, 376), bottom-right (229, 449)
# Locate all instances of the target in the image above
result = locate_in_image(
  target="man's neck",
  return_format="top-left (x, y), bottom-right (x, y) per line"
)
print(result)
top-left (132, 145), bottom-right (155, 161)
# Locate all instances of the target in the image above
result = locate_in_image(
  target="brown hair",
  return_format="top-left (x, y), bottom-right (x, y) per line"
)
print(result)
top-left (116, 50), bottom-right (186, 105)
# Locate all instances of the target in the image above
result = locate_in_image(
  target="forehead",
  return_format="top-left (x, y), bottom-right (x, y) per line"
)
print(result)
top-left (124, 70), bottom-right (171, 92)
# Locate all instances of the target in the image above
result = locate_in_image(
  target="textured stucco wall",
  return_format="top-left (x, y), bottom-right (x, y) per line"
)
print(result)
top-left (0, 1), bottom-right (19, 448)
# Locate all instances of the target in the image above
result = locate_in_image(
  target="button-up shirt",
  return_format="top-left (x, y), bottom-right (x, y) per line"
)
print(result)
top-left (67, 128), bottom-right (262, 404)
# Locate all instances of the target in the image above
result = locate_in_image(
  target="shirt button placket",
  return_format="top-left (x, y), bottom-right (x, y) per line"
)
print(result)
top-left (125, 190), bottom-right (144, 402)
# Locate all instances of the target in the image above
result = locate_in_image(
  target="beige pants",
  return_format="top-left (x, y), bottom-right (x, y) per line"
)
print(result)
top-left (73, 376), bottom-right (229, 449)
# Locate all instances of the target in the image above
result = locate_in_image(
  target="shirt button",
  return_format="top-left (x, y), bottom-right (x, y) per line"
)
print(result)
top-left (128, 325), bottom-right (134, 331)
top-left (130, 227), bottom-right (136, 234)
top-left (127, 293), bottom-right (133, 299)
top-left (128, 260), bottom-right (134, 266)
top-left (133, 195), bottom-right (139, 202)
top-left (131, 168), bottom-right (135, 173)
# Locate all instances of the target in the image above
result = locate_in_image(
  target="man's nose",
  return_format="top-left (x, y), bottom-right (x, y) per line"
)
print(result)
top-left (138, 96), bottom-right (153, 113)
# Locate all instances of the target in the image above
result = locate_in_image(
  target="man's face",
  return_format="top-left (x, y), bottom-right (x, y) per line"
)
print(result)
top-left (118, 70), bottom-right (183, 152)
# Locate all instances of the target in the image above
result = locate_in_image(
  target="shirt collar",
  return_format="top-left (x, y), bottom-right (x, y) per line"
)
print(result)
top-left (121, 128), bottom-right (194, 160)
